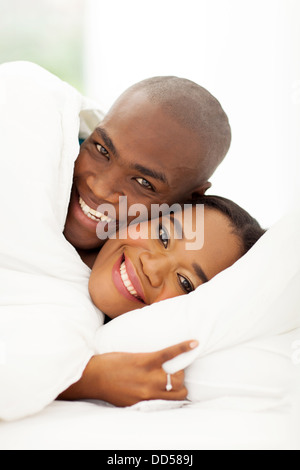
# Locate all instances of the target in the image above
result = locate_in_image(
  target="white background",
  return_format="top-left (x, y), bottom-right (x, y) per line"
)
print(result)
top-left (84, 0), bottom-right (300, 228)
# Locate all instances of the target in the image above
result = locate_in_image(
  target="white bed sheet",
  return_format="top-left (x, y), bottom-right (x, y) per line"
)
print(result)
top-left (0, 398), bottom-right (299, 450)
top-left (0, 61), bottom-right (299, 450)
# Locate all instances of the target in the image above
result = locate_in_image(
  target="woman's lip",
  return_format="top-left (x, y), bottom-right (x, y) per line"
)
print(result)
top-left (124, 254), bottom-right (146, 303)
top-left (112, 254), bottom-right (146, 304)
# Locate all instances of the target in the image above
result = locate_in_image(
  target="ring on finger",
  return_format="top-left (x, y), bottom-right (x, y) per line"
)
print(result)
top-left (166, 373), bottom-right (173, 392)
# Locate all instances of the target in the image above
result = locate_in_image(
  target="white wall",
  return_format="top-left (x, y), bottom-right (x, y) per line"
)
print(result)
top-left (84, 0), bottom-right (300, 227)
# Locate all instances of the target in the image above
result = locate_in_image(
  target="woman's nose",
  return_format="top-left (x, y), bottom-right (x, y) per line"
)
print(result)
top-left (139, 251), bottom-right (170, 288)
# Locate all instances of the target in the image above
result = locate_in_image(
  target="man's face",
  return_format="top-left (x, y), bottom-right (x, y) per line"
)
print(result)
top-left (64, 91), bottom-right (209, 250)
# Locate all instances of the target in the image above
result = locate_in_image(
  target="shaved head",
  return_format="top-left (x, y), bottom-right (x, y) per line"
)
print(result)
top-left (119, 76), bottom-right (231, 182)
top-left (66, 76), bottom-right (232, 250)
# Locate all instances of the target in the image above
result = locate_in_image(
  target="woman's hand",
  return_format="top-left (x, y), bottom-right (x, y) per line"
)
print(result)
top-left (58, 340), bottom-right (198, 407)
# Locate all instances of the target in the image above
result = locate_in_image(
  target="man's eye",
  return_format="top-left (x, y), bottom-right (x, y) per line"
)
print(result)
top-left (135, 177), bottom-right (154, 191)
top-left (96, 144), bottom-right (110, 159)
top-left (158, 224), bottom-right (169, 249)
top-left (177, 274), bottom-right (194, 294)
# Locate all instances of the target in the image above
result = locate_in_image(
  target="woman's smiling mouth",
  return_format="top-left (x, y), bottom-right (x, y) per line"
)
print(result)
top-left (112, 254), bottom-right (146, 304)
top-left (120, 260), bottom-right (139, 298)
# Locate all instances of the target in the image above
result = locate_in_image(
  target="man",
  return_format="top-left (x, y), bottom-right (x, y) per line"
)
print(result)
top-left (64, 76), bottom-right (231, 261)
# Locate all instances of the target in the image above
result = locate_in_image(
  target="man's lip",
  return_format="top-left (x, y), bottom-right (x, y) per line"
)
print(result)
top-left (112, 254), bottom-right (146, 304)
top-left (77, 189), bottom-right (104, 214)
top-left (73, 186), bottom-right (118, 231)
top-left (124, 254), bottom-right (146, 303)
top-left (71, 187), bottom-right (100, 229)
top-left (75, 186), bottom-right (110, 217)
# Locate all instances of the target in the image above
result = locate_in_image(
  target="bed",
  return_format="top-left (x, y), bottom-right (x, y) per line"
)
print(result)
top-left (0, 61), bottom-right (299, 450)
top-left (0, 397), bottom-right (298, 450)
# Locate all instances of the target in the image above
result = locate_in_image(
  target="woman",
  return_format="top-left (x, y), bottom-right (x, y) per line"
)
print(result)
top-left (59, 196), bottom-right (265, 406)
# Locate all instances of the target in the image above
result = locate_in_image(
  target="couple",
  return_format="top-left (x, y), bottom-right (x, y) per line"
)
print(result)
top-left (58, 76), bottom-right (265, 406)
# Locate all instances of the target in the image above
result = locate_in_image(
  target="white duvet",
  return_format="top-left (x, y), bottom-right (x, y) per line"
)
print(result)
top-left (0, 61), bottom-right (105, 421)
top-left (0, 62), bottom-right (299, 447)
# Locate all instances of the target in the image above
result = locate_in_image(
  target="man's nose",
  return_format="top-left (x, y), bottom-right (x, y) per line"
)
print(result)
top-left (139, 251), bottom-right (171, 288)
top-left (86, 172), bottom-right (124, 205)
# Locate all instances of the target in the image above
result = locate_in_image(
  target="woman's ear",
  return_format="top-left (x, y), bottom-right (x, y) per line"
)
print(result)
top-left (191, 181), bottom-right (212, 198)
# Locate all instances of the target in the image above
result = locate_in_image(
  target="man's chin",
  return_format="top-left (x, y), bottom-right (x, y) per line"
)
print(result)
top-left (63, 222), bottom-right (104, 251)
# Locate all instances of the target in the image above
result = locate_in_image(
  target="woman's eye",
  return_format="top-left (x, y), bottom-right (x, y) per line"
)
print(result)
top-left (158, 224), bottom-right (169, 249)
top-left (177, 274), bottom-right (194, 294)
top-left (135, 177), bottom-right (154, 191)
top-left (96, 144), bottom-right (110, 159)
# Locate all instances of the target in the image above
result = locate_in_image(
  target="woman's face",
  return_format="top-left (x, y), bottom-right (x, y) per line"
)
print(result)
top-left (89, 207), bottom-right (242, 318)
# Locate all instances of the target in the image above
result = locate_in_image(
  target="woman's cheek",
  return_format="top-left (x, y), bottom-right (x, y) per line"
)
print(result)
top-left (89, 271), bottom-right (144, 318)
top-left (152, 286), bottom-right (183, 304)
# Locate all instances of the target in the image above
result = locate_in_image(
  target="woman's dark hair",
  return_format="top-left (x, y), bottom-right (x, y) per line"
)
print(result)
top-left (190, 195), bottom-right (266, 256)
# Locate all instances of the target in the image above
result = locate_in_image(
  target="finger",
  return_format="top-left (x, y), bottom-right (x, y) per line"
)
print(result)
top-left (171, 370), bottom-right (185, 388)
top-left (160, 370), bottom-right (185, 392)
top-left (153, 340), bottom-right (199, 367)
top-left (159, 386), bottom-right (189, 402)
top-left (150, 370), bottom-right (188, 400)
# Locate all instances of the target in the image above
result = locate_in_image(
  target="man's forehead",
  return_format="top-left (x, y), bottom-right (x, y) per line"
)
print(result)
top-left (102, 92), bottom-right (202, 155)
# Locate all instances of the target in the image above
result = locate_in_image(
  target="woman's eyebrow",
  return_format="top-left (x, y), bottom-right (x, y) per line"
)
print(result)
top-left (95, 127), bottom-right (120, 158)
top-left (192, 263), bottom-right (209, 284)
top-left (169, 213), bottom-right (184, 239)
top-left (169, 215), bottom-right (209, 284)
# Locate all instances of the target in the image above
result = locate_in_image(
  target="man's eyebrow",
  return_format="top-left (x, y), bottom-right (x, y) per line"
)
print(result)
top-left (95, 127), bottom-right (169, 186)
top-left (95, 127), bottom-right (120, 158)
top-left (131, 163), bottom-right (169, 186)
top-left (192, 263), bottom-right (209, 284)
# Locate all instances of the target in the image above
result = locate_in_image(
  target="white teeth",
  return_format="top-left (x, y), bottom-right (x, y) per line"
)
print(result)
top-left (120, 261), bottom-right (138, 298)
top-left (79, 197), bottom-right (112, 223)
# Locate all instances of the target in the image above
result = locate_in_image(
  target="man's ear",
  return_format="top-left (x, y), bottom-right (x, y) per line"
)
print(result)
top-left (191, 181), bottom-right (212, 198)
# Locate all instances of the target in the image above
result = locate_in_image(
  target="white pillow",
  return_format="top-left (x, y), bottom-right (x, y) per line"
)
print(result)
top-left (95, 209), bottom-right (300, 407)
top-left (0, 61), bottom-right (104, 421)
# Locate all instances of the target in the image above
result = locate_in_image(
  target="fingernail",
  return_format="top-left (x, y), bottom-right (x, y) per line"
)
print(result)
top-left (190, 340), bottom-right (199, 349)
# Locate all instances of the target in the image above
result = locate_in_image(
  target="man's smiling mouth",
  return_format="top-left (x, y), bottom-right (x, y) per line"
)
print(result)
top-left (79, 196), bottom-right (113, 223)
